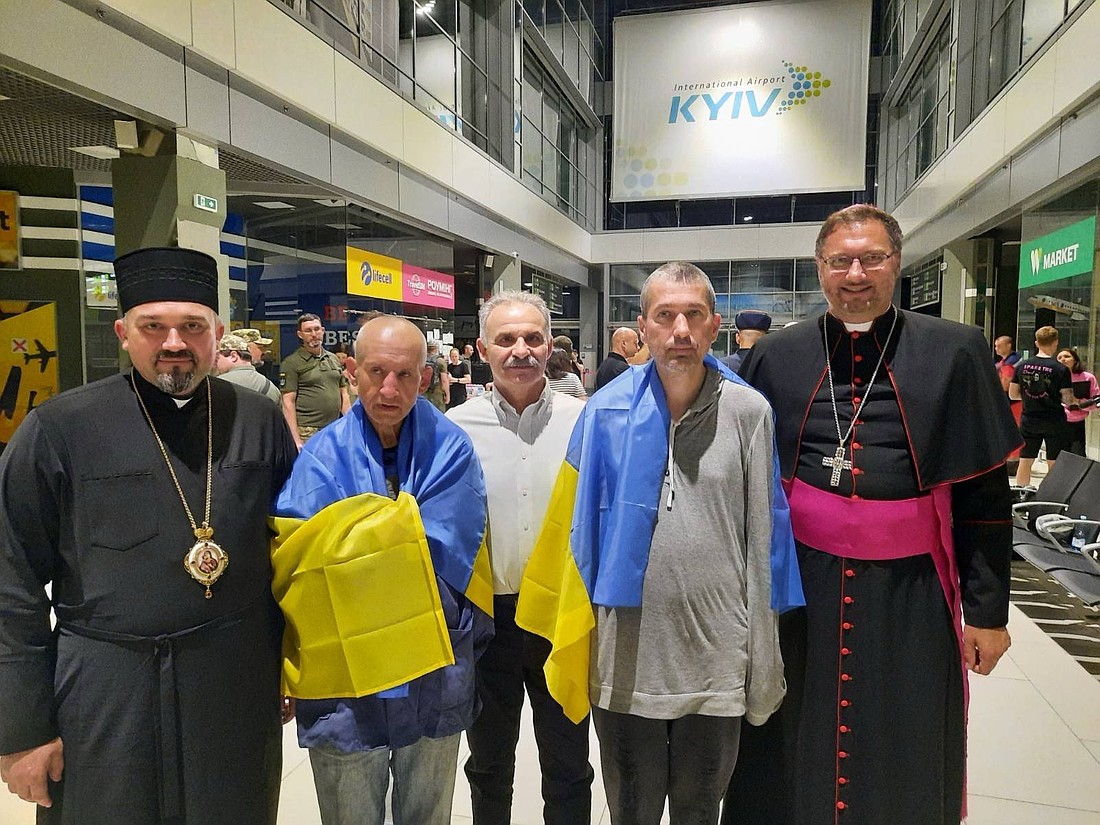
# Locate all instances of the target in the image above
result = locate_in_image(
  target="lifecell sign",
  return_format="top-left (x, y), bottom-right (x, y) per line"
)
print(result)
top-left (346, 247), bottom-right (455, 309)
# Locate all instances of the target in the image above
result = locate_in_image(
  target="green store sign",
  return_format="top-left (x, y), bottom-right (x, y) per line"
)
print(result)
top-left (1019, 215), bottom-right (1096, 288)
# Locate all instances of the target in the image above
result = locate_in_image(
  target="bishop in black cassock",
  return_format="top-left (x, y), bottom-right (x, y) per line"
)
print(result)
top-left (723, 207), bottom-right (1021, 825)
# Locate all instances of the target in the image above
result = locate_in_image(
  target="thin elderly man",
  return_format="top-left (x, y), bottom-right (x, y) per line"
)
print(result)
top-left (281, 313), bottom-right (351, 448)
top-left (724, 204), bottom-right (1021, 825)
top-left (215, 331), bottom-right (282, 405)
top-left (447, 292), bottom-right (593, 825)
top-left (515, 263), bottom-right (802, 824)
top-left (0, 247), bottom-right (297, 824)
top-left (272, 315), bottom-right (493, 825)
top-left (595, 326), bottom-right (641, 391)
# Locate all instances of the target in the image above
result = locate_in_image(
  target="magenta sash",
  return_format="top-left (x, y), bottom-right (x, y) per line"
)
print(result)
top-left (785, 477), bottom-right (970, 817)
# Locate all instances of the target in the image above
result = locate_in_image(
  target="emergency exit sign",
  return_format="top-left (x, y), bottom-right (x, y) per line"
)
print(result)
top-left (193, 194), bottom-right (219, 213)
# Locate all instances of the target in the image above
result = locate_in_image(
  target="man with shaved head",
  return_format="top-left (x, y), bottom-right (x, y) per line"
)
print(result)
top-left (595, 326), bottom-right (641, 391)
top-left (272, 315), bottom-right (493, 825)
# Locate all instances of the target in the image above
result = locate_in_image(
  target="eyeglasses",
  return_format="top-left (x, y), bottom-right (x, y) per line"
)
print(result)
top-left (819, 251), bottom-right (896, 273)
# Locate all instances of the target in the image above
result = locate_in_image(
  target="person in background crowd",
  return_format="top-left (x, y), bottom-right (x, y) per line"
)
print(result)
top-left (423, 341), bottom-right (450, 412)
top-left (272, 316), bottom-right (493, 825)
top-left (237, 327), bottom-right (273, 369)
top-left (725, 204), bottom-right (1020, 825)
top-left (994, 335), bottom-right (1022, 393)
top-left (447, 292), bottom-right (593, 825)
top-left (446, 347), bottom-right (472, 409)
top-left (1056, 347), bottom-right (1099, 457)
top-left (1010, 326), bottom-right (1075, 487)
top-left (554, 335), bottom-right (585, 383)
top-left (215, 331), bottom-right (282, 405)
top-left (720, 310), bottom-right (771, 373)
top-left (545, 348), bottom-right (587, 399)
top-left (595, 327), bottom-right (640, 391)
top-left (0, 247), bottom-right (296, 824)
top-left (280, 313), bottom-right (351, 449)
top-left (330, 341), bottom-right (358, 391)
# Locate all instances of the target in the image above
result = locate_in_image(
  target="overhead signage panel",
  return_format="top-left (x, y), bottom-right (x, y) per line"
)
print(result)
top-left (611, 0), bottom-right (871, 202)
top-left (346, 247), bottom-right (404, 301)
top-left (1019, 216), bottom-right (1096, 288)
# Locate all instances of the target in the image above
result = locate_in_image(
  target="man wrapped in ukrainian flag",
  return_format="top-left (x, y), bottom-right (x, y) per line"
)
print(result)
top-left (270, 316), bottom-right (493, 825)
top-left (516, 262), bottom-right (804, 823)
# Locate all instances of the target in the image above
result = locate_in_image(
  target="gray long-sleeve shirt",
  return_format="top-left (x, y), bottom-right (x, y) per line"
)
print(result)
top-left (590, 368), bottom-right (785, 724)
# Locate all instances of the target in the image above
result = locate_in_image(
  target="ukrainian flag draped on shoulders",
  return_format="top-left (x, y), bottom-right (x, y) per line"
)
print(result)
top-left (516, 355), bottom-right (804, 723)
top-left (271, 397), bottom-right (493, 700)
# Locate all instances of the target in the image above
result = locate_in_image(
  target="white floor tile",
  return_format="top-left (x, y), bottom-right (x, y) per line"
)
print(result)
top-left (1084, 740), bottom-right (1100, 765)
top-left (965, 794), bottom-right (1100, 824)
top-left (967, 675), bottom-right (1100, 811)
top-left (0, 792), bottom-right (35, 825)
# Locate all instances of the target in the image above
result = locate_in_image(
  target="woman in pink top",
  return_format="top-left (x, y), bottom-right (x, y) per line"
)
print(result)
top-left (1056, 347), bottom-right (1099, 456)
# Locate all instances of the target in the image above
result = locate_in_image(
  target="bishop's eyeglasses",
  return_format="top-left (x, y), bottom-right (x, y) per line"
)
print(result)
top-left (819, 251), bottom-right (897, 273)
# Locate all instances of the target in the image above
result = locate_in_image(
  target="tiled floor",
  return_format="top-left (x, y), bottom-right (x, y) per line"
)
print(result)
top-left (3, 605), bottom-right (1099, 824)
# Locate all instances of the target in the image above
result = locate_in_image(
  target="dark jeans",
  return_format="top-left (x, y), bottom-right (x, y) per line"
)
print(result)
top-left (464, 595), bottom-right (593, 825)
top-left (593, 706), bottom-right (742, 825)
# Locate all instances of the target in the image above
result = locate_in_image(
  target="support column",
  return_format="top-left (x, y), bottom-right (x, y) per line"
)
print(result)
top-left (111, 134), bottom-right (229, 317)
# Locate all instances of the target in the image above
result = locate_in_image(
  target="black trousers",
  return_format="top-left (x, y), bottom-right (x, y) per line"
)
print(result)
top-left (464, 595), bottom-right (593, 825)
top-left (594, 707), bottom-right (742, 825)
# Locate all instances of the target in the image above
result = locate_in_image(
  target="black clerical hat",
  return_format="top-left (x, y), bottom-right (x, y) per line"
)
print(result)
top-left (114, 247), bottom-right (219, 314)
top-left (734, 309), bottom-right (772, 332)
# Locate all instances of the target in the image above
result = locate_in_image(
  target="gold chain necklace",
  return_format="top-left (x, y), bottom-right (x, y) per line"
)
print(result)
top-left (130, 373), bottom-right (229, 598)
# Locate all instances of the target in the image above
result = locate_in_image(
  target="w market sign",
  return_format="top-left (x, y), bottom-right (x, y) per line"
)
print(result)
top-left (1019, 216), bottom-right (1096, 288)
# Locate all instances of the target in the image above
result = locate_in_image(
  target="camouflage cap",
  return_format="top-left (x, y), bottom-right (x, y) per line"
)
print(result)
top-left (235, 328), bottom-right (273, 345)
top-left (218, 333), bottom-right (251, 354)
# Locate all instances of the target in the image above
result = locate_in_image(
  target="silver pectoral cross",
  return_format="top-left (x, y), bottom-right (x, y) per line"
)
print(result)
top-left (822, 445), bottom-right (852, 488)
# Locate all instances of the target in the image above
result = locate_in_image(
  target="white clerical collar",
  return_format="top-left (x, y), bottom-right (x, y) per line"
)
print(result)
top-left (842, 320), bottom-right (874, 332)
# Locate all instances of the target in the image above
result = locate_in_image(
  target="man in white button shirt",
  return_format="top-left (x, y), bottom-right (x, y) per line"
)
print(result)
top-left (447, 292), bottom-right (592, 825)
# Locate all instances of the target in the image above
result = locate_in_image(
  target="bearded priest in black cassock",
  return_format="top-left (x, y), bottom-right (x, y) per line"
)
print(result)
top-left (722, 206), bottom-right (1022, 825)
top-left (0, 247), bottom-right (297, 824)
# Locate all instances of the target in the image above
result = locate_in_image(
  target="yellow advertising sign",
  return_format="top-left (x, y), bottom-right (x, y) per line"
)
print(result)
top-left (0, 190), bottom-right (19, 270)
top-left (0, 303), bottom-right (59, 448)
top-left (346, 247), bottom-right (403, 301)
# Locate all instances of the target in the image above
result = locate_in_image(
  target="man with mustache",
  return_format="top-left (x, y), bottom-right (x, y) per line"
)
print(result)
top-left (447, 292), bottom-right (593, 825)
top-left (0, 247), bottom-right (297, 824)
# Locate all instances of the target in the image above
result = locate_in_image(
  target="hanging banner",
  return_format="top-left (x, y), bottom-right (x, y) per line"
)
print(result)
top-left (611, 0), bottom-right (871, 202)
top-left (346, 247), bottom-right (403, 301)
top-left (0, 191), bottom-right (20, 270)
top-left (0, 302), bottom-right (59, 450)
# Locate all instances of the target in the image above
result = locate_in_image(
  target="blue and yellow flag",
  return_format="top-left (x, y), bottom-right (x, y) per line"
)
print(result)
top-left (272, 398), bottom-right (492, 699)
top-left (516, 356), bottom-right (803, 723)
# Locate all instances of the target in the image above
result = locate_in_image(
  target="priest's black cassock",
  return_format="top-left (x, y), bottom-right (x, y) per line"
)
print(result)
top-left (0, 371), bottom-right (297, 825)
top-left (723, 308), bottom-right (1020, 825)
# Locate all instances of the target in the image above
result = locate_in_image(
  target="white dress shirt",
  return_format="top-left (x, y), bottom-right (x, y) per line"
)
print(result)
top-left (447, 380), bottom-right (585, 594)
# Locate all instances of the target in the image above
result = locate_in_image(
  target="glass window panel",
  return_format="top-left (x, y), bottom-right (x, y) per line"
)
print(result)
top-left (679, 199), bottom-right (734, 227)
top-left (697, 261), bottom-right (731, 293)
top-left (610, 295), bottom-right (642, 323)
top-left (523, 0), bottom-right (544, 29)
top-left (521, 117), bottom-right (542, 178)
top-left (795, 259), bottom-right (820, 291)
top-left (610, 264), bottom-right (650, 295)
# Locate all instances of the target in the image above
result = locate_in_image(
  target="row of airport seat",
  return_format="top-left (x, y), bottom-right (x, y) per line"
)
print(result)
top-left (1011, 451), bottom-right (1100, 608)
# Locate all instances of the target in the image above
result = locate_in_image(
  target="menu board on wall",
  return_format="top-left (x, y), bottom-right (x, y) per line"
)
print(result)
top-left (909, 268), bottom-right (941, 310)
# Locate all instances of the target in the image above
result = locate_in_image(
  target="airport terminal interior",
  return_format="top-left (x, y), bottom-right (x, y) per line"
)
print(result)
top-left (2, 0), bottom-right (1100, 822)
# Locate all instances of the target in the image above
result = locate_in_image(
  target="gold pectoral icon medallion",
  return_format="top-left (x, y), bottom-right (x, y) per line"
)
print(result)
top-left (184, 532), bottom-right (229, 599)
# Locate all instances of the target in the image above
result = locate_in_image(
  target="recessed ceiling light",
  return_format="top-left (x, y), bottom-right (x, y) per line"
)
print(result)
top-left (254, 201), bottom-right (296, 210)
top-left (70, 145), bottom-right (120, 160)
top-left (314, 198), bottom-right (345, 207)
top-left (742, 215), bottom-right (753, 222)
